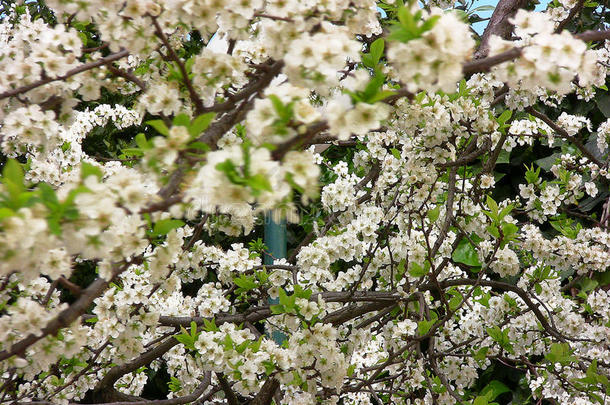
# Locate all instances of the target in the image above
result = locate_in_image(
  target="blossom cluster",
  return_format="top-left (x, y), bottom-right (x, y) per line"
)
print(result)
top-left (490, 10), bottom-right (606, 94)
top-left (0, 0), bottom-right (609, 404)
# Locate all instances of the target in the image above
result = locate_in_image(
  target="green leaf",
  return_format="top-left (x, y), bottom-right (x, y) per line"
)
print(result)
top-left (293, 285), bottom-right (312, 299)
top-left (147, 119), bottom-right (169, 136)
top-left (278, 288), bottom-right (296, 312)
top-left (187, 141), bottom-right (211, 152)
top-left (152, 219), bottom-right (185, 236)
top-left (427, 206), bottom-right (440, 223)
top-left (390, 148), bottom-right (401, 159)
top-left (121, 148), bottom-right (144, 157)
top-left (3, 159), bottom-right (24, 193)
top-left (449, 294), bottom-right (462, 311)
top-left (470, 5), bottom-right (496, 13)
top-left (501, 222), bottom-right (519, 239)
top-left (203, 318), bottom-right (219, 332)
top-left (270, 304), bottom-right (285, 314)
top-left (497, 109), bottom-right (512, 125)
top-left (347, 364), bottom-right (356, 377)
top-left (175, 329), bottom-right (196, 350)
top-left (367, 89), bottom-right (397, 103)
top-left (524, 164), bottom-right (542, 183)
top-left (216, 160), bottom-right (246, 186)
top-left (579, 278), bottom-right (598, 293)
top-left (247, 174), bottom-right (272, 195)
top-left (419, 14), bottom-right (440, 32)
top-left (473, 346), bottom-right (489, 363)
top-left (596, 93), bottom-right (610, 118)
top-left (361, 54), bottom-right (376, 69)
top-left (486, 326), bottom-right (514, 354)
top-left (452, 238), bottom-right (481, 267)
top-left (496, 150), bottom-right (510, 164)
top-left (268, 95), bottom-right (292, 122)
top-left (481, 380), bottom-right (510, 401)
top-left (250, 336), bottom-right (263, 353)
top-left (545, 342), bottom-right (577, 365)
top-left (190, 112), bottom-right (216, 138)
top-left (369, 38), bottom-right (384, 65)
top-left (486, 195), bottom-right (498, 216)
top-left (135, 133), bottom-right (151, 150)
top-left (409, 262), bottom-right (428, 278)
top-left (397, 7), bottom-right (412, 30)
top-left (387, 27), bottom-right (414, 42)
top-left (486, 326), bottom-right (503, 342)
top-left (535, 153), bottom-right (560, 172)
top-left (168, 376), bottom-right (182, 393)
top-left (80, 162), bottom-right (103, 181)
top-left (418, 319), bottom-right (435, 335)
top-left (172, 113), bottom-right (191, 128)
top-left (263, 360), bottom-right (276, 375)
top-left (473, 396), bottom-right (489, 405)
top-left (38, 182), bottom-right (59, 208)
top-left (0, 207), bottom-right (15, 220)
top-left (498, 204), bottom-right (514, 220)
top-left (234, 274), bottom-right (258, 293)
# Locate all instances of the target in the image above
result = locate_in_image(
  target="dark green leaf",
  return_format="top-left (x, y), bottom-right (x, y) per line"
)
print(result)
top-left (452, 238), bottom-right (481, 267)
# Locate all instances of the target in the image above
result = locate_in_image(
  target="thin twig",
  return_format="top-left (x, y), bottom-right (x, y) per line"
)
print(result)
top-left (0, 49), bottom-right (129, 100)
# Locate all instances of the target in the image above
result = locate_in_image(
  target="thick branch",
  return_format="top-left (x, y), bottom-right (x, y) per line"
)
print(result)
top-left (217, 373), bottom-right (240, 405)
top-left (157, 60), bottom-right (284, 200)
top-left (106, 65), bottom-right (147, 91)
top-left (95, 334), bottom-right (179, 392)
top-left (250, 377), bottom-right (280, 405)
top-left (463, 48), bottom-right (521, 75)
top-left (271, 121), bottom-right (329, 160)
top-left (323, 301), bottom-right (396, 326)
top-left (474, 0), bottom-right (528, 59)
top-left (438, 137), bottom-right (491, 168)
top-left (201, 60), bottom-right (285, 114)
top-left (96, 373), bottom-right (212, 405)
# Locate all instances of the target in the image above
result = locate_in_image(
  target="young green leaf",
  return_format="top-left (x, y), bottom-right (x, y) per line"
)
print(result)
top-left (190, 112), bottom-right (216, 138)
top-left (151, 219), bottom-right (185, 236)
top-left (147, 119), bottom-right (170, 136)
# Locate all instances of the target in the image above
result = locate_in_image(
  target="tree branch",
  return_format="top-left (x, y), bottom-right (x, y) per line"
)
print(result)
top-left (464, 30), bottom-right (610, 75)
top-left (103, 373), bottom-right (211, 404)
top-left (150, 16), bottom-right (205, 115)
top-left (201, 60), bottom-right (284, 114)
top-left (555, 0), bottom-right (586, 33)
top-left (0, 49), bottom-right (129, 101)
top-left (0, 259), bottom-right (136, 362)
top-left (94, 334), bottom-right (179, 393)
top-left (250, 377), bottom-right (280, 405)
top-left (217, 373), bottom-right (240, 405)
top-left (157, 60), bottom-right (284, 200)
top-left (474, 0), bottom-right (527, 60)
top-left (525, 107), bottom-right (603, 167)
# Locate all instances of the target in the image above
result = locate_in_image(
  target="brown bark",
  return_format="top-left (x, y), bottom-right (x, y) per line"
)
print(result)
top-left (474, 0), bottom-right (528, 60)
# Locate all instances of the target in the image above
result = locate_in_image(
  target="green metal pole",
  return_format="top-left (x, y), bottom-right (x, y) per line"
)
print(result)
top-left (264, 214), bottom-right (287, 345)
